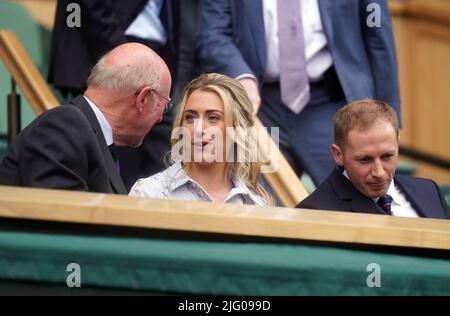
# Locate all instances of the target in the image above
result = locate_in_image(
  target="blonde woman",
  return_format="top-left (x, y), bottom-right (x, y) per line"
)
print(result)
top-left (129, 73), bottom-right (273, 205)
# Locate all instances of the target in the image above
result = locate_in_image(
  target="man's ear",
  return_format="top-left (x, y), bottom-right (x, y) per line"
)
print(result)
top-left (135, 86), bottom-right (152, 113)
top-left (331, 144), bottom-right (344, 166)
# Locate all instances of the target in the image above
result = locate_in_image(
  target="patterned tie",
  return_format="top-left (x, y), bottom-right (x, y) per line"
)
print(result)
top-left (108, 145), bottom-right (120, 174)
top-left (377, 195), bottom-right (393, 215)
top-left (277, 0), bottom-right (310, 114)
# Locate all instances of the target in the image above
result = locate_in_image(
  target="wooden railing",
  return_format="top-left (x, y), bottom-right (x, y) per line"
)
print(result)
top-left (1, 185), bottom-right (449, 250)
top-left (0, 30), bottom-right (58, 114)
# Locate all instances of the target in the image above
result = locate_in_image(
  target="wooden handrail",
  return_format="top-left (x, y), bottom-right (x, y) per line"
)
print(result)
top-left (255, 119), bottom-right (308, 206)
top-left (1, 185), bottom-right (449, 250)
top-left (0, 29), bottom-right (307, 206)
top-left (0, 30), bottom-right (58, 114)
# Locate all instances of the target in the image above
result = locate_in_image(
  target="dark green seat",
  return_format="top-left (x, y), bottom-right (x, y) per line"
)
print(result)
top-left (1, 229), bottom-right (450, 295)
top-left (440, 184), bottom-right (450, 212)
top-left (396, 161), bottom-right (418, 175)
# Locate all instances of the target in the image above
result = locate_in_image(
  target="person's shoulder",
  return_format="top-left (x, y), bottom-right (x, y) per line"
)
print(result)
top-left (128, 166), bottom-right (176, 198)
top-left (29, 103), bottom-right (86, 128)
top-left (395, 174), bottom-right (438, 188)
top-left (296, 176), bottom-right (337, 209)
top-left (246, 191), bottom-right (267, 206)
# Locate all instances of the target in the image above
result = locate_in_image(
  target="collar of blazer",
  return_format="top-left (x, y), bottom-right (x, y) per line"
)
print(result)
top-left (329, 167), bottom-right (386, 215)
top-left (394, 175), bottom-right (447, 219)
top-left (70, 95), bottom-right (127, 195)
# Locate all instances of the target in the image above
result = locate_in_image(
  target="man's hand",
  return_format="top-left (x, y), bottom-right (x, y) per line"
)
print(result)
top-left (238, 77), bottom-right (261, 115)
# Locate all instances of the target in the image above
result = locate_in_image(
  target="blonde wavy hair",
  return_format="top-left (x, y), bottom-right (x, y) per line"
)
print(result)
top-left (171, 73), bottom-right (274, 205)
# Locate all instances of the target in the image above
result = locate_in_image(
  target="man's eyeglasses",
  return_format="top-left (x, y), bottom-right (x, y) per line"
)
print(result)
top-left (152, 90), bottom-right (175, 113)
top-left (134, 88), bottom-right (175, 113)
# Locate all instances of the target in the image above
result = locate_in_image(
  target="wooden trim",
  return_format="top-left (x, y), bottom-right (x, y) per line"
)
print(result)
top-left (1, 186), bottom-right (449, 250)
top-left (0, 30), bottom-right (58, 114)
top-left (255, 119), bottom-right (308, 207)
top-left (389, 0), bottom-right (450, 26)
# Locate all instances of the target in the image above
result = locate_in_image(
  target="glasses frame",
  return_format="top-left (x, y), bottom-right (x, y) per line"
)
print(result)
top-left (134, 87), bottom-right (175, 113)
top-left (152, 90), bottom-right (175, 113)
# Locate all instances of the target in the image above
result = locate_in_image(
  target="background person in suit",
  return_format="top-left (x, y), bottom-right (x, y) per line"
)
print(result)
top-left (196, 0), bottom-right (400, 186)
top-left (296, 99), bottom-right (449, 220)
top-left (0, 43), bottom-right (172, 194)
top-left (48, 0), bottom-right (204, 191)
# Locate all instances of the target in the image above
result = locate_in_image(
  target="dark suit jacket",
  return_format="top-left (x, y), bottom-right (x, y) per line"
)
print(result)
top-left (296, 168), bottom-right (449, 220)
top-left (0, 96), bottom-right (127, 194)
top-left (48, 0), bottom-right (179, 92)
top-left (197, 0), bottom-right (401, 119)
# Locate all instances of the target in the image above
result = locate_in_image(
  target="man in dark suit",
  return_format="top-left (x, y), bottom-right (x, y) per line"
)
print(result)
top-left (197, 0), bottom-right (400, 186)
top-left (48, 0), bottom-right (203, 190)
top-left (296, 99), bottom-right (449, 220)
top-left (0, 43), bottom-right (172, 194)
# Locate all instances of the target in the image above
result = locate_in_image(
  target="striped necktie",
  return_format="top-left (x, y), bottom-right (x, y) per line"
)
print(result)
top-left (377, 194), bottom-right (393, 215)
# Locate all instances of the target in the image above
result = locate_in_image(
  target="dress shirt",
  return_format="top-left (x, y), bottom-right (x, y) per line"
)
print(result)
top-left (262, 0), bottom-right (333, 82)
top-left (129, 161), bottom-right (266, 205)
top-left (343, 170), bottom-right (420, 218)
top-left (125, 0), bottom-right (167, 45)
top-left (84, 96), bottom-right (113, 146)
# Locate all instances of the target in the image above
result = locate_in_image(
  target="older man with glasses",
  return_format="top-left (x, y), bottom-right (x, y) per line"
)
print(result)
top-left (0, 43), bottom-right (172, 194)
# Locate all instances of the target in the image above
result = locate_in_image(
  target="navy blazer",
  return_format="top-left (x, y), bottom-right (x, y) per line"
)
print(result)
top-left (197, 0), bottom-right (401, 119)
top-left (296, 167), bottom-right (449, 220)
top-left (0, 96), bottom-right (127, 194)
top-left (48, 0), bottom-right (180, 91)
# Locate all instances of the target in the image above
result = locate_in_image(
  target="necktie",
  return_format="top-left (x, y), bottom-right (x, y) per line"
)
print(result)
top-left (108, 145), bottom-right (120, 174)
top-left (377, 195), bottom-right (393, 215)
top-left (277, 0), bottom-right (310, 114)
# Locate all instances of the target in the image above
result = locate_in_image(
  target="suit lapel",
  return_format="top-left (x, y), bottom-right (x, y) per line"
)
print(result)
top-left (71, 95), bottom-right (127, 194)
top-left (330, 167), bottom-right (385, 215)
top-left (317, 0), bottom-right (334, 45)
top-left (242, 0), bottom-right (266, 74)
top-left (394, 176), bottom-right (445, 219)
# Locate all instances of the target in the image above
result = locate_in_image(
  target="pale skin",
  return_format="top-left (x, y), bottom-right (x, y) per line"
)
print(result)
top-left (238, 77), bottom-right (261, 115)
top-left (84, 42), bottom-right (172, 147)
top-left (181, 89), bottom-right (233, 203)
top-left (332, 119), bottom-right (399, 199)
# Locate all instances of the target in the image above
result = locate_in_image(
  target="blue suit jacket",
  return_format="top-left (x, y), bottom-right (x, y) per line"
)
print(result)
top-left (197, 0), bottom-right (401, 119)
top-left (296, 168), bottom-right (449, 220)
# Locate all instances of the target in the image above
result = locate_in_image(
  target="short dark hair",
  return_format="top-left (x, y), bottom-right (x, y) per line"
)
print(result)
top-left (334, 99), bottom-right (399, 149)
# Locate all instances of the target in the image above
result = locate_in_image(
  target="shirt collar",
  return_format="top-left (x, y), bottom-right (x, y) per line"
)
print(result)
top-left (166, 161), bottom-right (264, 204)
top-left (342, 169), bottom-right (399, 204)
top-left (83, 95), bottom-right (113, 146)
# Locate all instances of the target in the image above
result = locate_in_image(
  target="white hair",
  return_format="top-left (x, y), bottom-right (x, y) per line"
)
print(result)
top-left (86, 54), bottom-right (161, 92)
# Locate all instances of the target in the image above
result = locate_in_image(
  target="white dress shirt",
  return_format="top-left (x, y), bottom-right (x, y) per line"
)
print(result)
top-left (262, 0), bottom-right (333, 82)
top-left (125, 0), bottom-right (167, 45)
top-left (382, 180), bottom-right (420, 218)
top-left (84, 96), bottom-right (113, 146)
top-left (129, 161), bottom-right (266, 205)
